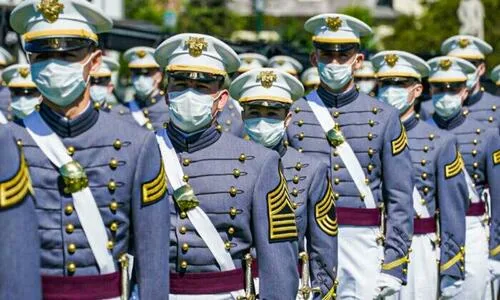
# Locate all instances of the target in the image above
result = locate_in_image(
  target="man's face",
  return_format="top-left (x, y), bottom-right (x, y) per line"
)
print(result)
top-left (90, 76), bottom-right (114, 94)
top-left (131, 67), bottom-right (162, 90)
top-left (312, 48), bottom-right (363, 70)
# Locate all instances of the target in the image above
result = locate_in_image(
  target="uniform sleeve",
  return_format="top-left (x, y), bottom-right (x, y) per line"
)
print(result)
top-left (380, 110), bottom-right (414, 283)
top-left (486, 129), bottom-right (500, 261)
top-left (307, 161), bottom-right (338, 300)
top-left (436, 136), bottom-right (467, 279)
top-left (131, 132), bottom-right (170, 299)
top-left (253, 151), bottom-right (300, 299)
top-left (0, 129), bottom-right (41, 299)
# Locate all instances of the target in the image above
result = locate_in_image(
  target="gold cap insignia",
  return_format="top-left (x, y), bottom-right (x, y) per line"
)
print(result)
top-left (257, 70), bottom-right (277, 88)
top-left (185, 37), bottom-right (208, 58)
top-left (326, 17), bottom-right (342, 32)
top-left (384, 54), bottom-right (399, 68)
top-left (244, 58), bottom-right (253, 64)
top-left (439, 59), bottom-right (453, 71)
top-left (276, 59), bottom-right (285, 66)
top-left (136, 50), bottom-right (147, 58)
top-left (458, 38), bottom-right (470, 49)
top-left (19, 67), bottom-right (30, 78)
top-left (37, 0), bottom-right (65, 24)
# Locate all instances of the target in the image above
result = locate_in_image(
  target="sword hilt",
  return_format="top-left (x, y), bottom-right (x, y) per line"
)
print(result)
top-left (119, 254), bottom-right (130, 300)
top-left (237, 253), bottom-right (256, 300)
top-left (298, 252), bottom-right (321, 299)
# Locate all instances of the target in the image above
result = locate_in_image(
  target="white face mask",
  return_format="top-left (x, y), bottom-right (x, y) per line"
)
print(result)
top-left (378, 86), bottom-right (412, 113)
top-left (168, 88), bottom-right (216, 133)
top-left (244, 117), bottom-right (286, 148)
top-left (433, 92), bottom-right (462, 119)
top-left (11, 95), bottom-right (40, 119)
top-left (466, 70), bottom-right (479, 91)
top-left (31, 55), bottom-right (92, 107)
top-left (317, 58), bottom-right (356, 91)
top-left (357, 80), bottom-right (376, 94)
top-left (132, 75), bottom-right (155, 100)
top-left (90, 85), bottom-right (109, 105)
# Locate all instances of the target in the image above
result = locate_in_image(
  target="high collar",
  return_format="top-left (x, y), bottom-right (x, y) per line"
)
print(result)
top-left (272, 137), bottom-right (288, 158)
top-left (136, 91), bottom-right (163, 108)
top-left (403, 113), bottom-right (419, 132)
top-left (39, 101), bottom-right (99, 138)
top-left (432, 110), bottom-right (466, 130)
top-left (167, 122), bottom-right (221, 153)
top-left (316, 85), bottom-right (359, 108)
top-left (464, 90), bottom-right (483, 107)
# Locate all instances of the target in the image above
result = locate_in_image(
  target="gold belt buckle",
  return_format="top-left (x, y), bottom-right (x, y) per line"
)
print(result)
top-left (60, 160), bottom-right (89, 194)
top-left (174, 184), bottom-right (199, 212)
top-left (326, 124), bottom-right (344, 147)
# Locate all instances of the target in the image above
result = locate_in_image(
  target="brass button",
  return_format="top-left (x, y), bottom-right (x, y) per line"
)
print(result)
top-left (224, 241), bottom-right (231, 250)
top-left (423, 187), bottom-right (429, 194)
top-left (229, 207), bottom-right (238, 217)
top-left (67, 263), bottom-right (76, 273)
top-left (160, 90), bottom-right (165, 96)
top-left (180, 212), bottom-right (187, 219)
top-left (368, 148), bottom-right (374, 157)
top-left (179, 226), bottom-right (187, 234)
top-left (473, 162), bottom-right (479, 169)
top-left (233, 169), bottom-right (241, 178)
top-left (113, 139), bottom-right (122, 150)
top-left (110, 222), bottom-right (118, 232)
top-left (368, 120), bottom-right (375, 127)
top-left (294, 107), bottom-right (301, 113)
top-left (216, 124), bottom-right (223, 132)
top-left (492, 105), bottom-right (497, 111)
top-left (334, 178), bottom-right (340, 185)
top-left (239, 154), bottom-right (246, 162)
top-left (360, 194), bottom-right (366, 201)
top-left (334, 164), bottom-right (340, 171)
top-left (229, 104), bottom-right (234, 110)
top-left (368, 133), bottom-right (373, 141)
top-left (145, 122), bottom-right (153, 131)
top-left (225, 119), bottom-right (232, 125)
top-left (298, 132), bottom-right (305, 141)
top-left (488, 117), bottom-right (494, 123)
top-left (473, 173), bottom-right (479, 180)
top-left (291, 188), bottom-right (299, 197)
top-left (365, 178), bottom-right (370, 185)
top-left (420, 199), bottom-right (426, 205)
top-left (334, 193), bottom-right (340, 200)
top-left (403, 268), bottom-right (407, 274)
top-left (476, 129), bottom-right (481, 135)
top-left (421, 172), bottom-right (428, 180)
top-left (183, 158), bottom-right (191, 166)
top-left (109, 201), bottom-right (118, 212)
top-left (472, 149), bottom-right (478, 156)
top-left (229, 186), bottom-right (238, 197)
top-left (68, 243), bottom-right (76, 254)
top-left (292, 202), bottom-right (298, 209)
top-left (66, 224), bottom-right (74, 234)
top-left (143, 109), bottom-right (149, 116)
top-left (463, 110), bottom-right (469, 116)
top-left (367, 164), bottom-right (374, 172)
top-left (108, 180), bottom-right (117, 191)
top-left (295, 162), bottom-right (303, 171)
top-left (372, 107), bottom-right (379, 114)
top-left (298, 120), bottom-right (304, 127)
top-left (333, 150), bottom-right (339, 157)
top-left (429, 134), bottom-right (435, 141)
top-left (183, 175), bottom-right (189, 182)
top-left (460, 246), bottom-right (465, 253)
top-left (93, 102), bottom-right (101, 110)
top-left (152, 98), bottom-right (157, 103)
top-left (228, 227), bottom-right (235, 235)
top-left (109, 158), bottom-right (119, 170)
top-left (293, 175), bottom-right (300, 184)
top-left (106, 241), bottom-right (114, 250)
top-left (35, 104), bottom-right (40, 111)
top-left (16, 139), bottom-right (23, 147)
top-left (421, 160), bottom-right (427, 166)
top-left (333, 111), bottom-right (340, 118)
top-left (180, 261), bottom-right (188, 269)
top-left (423, 146), bottom-right (429, 152)
top-left (473, 139), bottom-right (478, 145)
top-left (182, 243), bottom-right (189, 252)
top-left (67, 146), bottom-right (75, 156)
top-left (65, 204), bottom-right (74, 215)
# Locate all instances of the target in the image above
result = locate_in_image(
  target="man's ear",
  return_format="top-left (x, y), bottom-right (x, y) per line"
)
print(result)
top-left (352, 52), bottom-right (364, 71)
top-left (284, 111), bottom-right (293, 128)
top-left (107, 83), bottom-right (115, 94)
top-left (460, 88), bottom-right (469, 103)
top-left (310, 51), bottom-right (318, 67)
top-left (153, 70), bottom-right (163, 87)
top-left (412, 83), bottom-right (423, 99)
top-left (89, 50), bottom-right (102, 73)
top-left (214, 89), bottom-right (229, 112)
top-left (477, 62), bottom-right (486, 77)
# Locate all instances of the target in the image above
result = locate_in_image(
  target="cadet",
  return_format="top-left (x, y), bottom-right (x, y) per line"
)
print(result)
top-left (120, 46), bottom-right (169, 130)
top-left (0, 126), bottom-right (41, 299)
top-left (441, 35), bottom-right (500, 129)
top-left (427, 56), bottom-right (500, 299)
top-left (287, 14), bottom-right (414, 299)
top-left (1, 64), bottom-right (41, 120)
top-left (269, 55), bottom-right (304, 78)
top-left (154, 33), bottom-right (300, 299)
top-left (301, 67), bottom-right (320, 95)
top-left (372, 50), bottom-right (468, 299)
top-left (354, 60), bottom-right (377, 96)
top-left (491, 65), bottom-right (500, 96)
top-left (231, 67), bottom-right (338, 299)
top-left (216, 52), bottom-right (266, 135)
top-left (0, 47), bottom-right (14, 124)
top-left (89, 56), bottom-right (119, 112)
top-left (9, 1), bottom-right (169, 298)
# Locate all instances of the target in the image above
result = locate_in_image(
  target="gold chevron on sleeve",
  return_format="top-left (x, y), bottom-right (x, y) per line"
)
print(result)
top-left (440, 250), bottom-right (465, 272)
top-left (381, 254), bottom-right (409, 270)
top-left (391, 123), bottom-right (408, 156)
top-left (493, 150), bottom-right (500, 165)
top-left (141, 161), bottom-right (167, 206)
top-left (315, 180), bottom-right (338, 236)
top-left (267, 170), bottom-right (298, 242)
top-left (322, 285), bottom-right (337, 300)
top-left (0, 151), bottom-right (34, 209)
top-left (445, 151), bottom-right (464, 179)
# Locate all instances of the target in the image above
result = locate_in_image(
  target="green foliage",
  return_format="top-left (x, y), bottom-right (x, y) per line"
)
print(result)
top-left (339, 6), bottom-right (376, 51)
top-left (124, 0), bottom-right (163, 26)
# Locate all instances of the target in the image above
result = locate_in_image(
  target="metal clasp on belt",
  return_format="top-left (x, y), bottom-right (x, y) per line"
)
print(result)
top-left (376, 203), bottom-right (386, 246)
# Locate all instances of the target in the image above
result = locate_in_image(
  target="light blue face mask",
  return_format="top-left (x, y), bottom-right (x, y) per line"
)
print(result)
top-left (317, 59), bottom-right (355, 91)
top-left (244, 117), bottom-right (285, 148)
top-left (466, 71), bottom-right (479, 90)
top-left (168, 88), bottom-right (216, 133)
top-left (433, 92), bottom-right (462, 119)
top-left (11, 95), bottom-right (40, 119)
top-left (378, 86), bottom-right (412, 113)
top-left (357, 80), bottom-right (376, 94)
top-left (132, 75), bottom-right (155, 100)
top-left (31, 57), bottom-right (91, 107)
top-left (90, 85), bottom-right (109, 105)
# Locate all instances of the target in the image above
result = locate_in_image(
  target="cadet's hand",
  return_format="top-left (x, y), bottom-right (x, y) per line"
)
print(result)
top-left (489, 259), bottom-right (500, 280)
top-left (439, 275), bottom-right (463, 299)
top-left (373, 273), bottom-right (402, 299)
